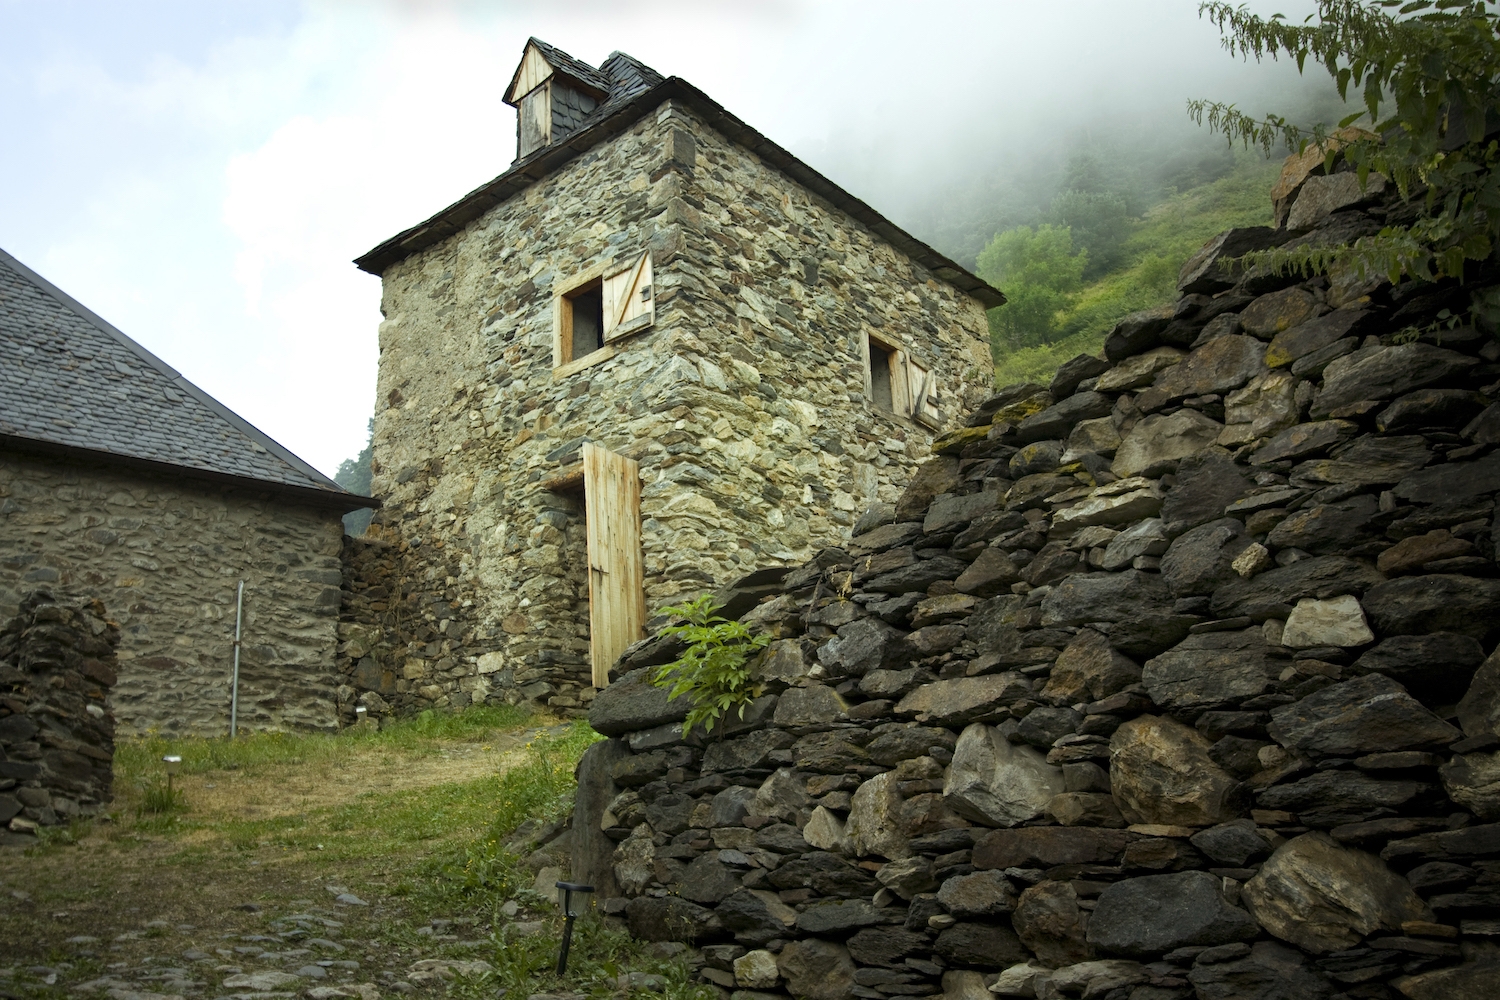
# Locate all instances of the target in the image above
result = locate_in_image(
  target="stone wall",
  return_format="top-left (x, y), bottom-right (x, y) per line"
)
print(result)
top-left (0, 591), bottom-right (117, 845)
top-left (358, 96), bottom-right (993, 716)
top-left (0, 450), bottom-right (347, 736)
top-left (576, 164), bottom-right (1500, 1000)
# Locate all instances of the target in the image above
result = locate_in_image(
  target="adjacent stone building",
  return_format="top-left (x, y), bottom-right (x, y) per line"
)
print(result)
top-left (0, 247), bottom-right (376, 735)
top-left (350, 39), bottom-right (1003, 716)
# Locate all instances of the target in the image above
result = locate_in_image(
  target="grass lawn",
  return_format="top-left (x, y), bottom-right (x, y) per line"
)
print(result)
top-left (0, 708), bottom-right (707, 1000)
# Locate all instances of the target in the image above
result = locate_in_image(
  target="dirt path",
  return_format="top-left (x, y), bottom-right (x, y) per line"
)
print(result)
top-left (0, 722), bottom-right (573, 1000)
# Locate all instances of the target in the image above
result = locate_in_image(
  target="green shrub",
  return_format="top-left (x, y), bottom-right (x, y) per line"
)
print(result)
top-left (650, 595), bottom-right (769, 736)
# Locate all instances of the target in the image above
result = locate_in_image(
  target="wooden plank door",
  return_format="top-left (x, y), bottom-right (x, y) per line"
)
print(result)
top-left (583, 442), bottom-right (645, 688)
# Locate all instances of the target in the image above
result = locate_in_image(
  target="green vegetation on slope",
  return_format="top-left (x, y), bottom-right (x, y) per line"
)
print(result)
top-left (987, 153), bottom-right (1280, 388)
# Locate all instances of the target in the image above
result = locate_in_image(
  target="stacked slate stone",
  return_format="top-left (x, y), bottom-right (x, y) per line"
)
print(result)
top-left (0, 590), bottom-right (118, 843)
top-left (579, 158), bottom-right (1500, 1000)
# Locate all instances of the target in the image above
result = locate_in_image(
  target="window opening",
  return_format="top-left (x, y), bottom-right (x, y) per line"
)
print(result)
top-left (869, 336), bottom-right (897, 412)
top-left (565, 280), bottom-right (604, 362)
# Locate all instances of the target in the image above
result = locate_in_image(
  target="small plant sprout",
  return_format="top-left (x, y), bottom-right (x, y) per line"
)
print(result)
top-left (650, 595), bottom-right (769, 736)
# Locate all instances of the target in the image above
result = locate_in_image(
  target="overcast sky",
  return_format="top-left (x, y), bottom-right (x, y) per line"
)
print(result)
top-left (0, 0), bottom-right (1324, 477)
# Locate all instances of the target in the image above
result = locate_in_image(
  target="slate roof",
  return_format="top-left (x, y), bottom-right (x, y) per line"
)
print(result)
top-left (0, 247), bottom-right (376, 512)
top-left (356, 44), bottom-right (1005, 309)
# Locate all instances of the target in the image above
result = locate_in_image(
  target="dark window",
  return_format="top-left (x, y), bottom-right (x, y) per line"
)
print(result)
top-left (566, 281), bottom-right (604, 361)
top-left (869, 337), bottom-right (896, 411)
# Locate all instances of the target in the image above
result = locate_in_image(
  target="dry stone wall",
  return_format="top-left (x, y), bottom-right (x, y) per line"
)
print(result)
top-left (0, 450), bottom-right (346, 736)
top-left (577, 165), bottom-right (1500, 1000)
top-left (360, 97), bottom-right (992, 716)
top-left (0, 591), bottom-right (117, 845)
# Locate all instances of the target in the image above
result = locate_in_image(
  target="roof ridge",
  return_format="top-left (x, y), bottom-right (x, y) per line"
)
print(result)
top-left (353, 77), bottom-right (1005, 309)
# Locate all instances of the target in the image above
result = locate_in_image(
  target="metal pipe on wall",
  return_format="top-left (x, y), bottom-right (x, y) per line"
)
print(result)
top-left (230, 580), bottom-right (244, 739)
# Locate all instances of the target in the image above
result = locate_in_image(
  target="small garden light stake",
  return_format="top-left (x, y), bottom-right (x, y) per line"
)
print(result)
top-left (162, 755), bottom-right (182, 795)
top-left (553, 881), bottom-right (593, 975)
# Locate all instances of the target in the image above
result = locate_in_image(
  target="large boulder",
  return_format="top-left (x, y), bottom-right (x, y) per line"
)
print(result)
top-left (1289, 433), bottom-right (1431, 489)
top-left (1109, 715), bottom-right (1246, 827)
top-left (895, 674), bottom-right (1031, 727)
top-left (1041, 570), bottom-right (1173, 626)
top-left (794, 899), bottom-right (887, 936)
top-left (1160, 451), bottom-right (1254, 536)
top-left (1012, 880), bottom-right (1090, 967)
top-left (1362, 575), bottom-right (1500, 639)
top-left (1160, 518), bottom-right (1251, 597)
top-left (1087, 871), bottom-right (1259, 957)
top-left (1210, 555), bottom-right (1385, 619)
top-left (934, 922), bottom-right (1029, 967)
top-left (1440, 750), bottom-right (1500, 821)
top-left (936, 870), bottom-right (1018, 919)
top-left (1266, 496), bottom-right (1380, 555)
top-left (943, 722), bottom-right (1064, 827)
top-left (1353, 632), bottom-right (1486, 704)
top-left (1458, 646), bottom-right (1500, 739)
top-left (846, 772), bottom-right (909, 860)
top-left (1112, 410), bottom-right (1225, 478)
top-left (1393, 960), bottom-right (1500, 1000)
top-left (716, 889), bottom-right (798, 946)
top-left (777, 939), bottom-right (857, 1000)
top-left (1311, 342), bottom-right (1477, 418)
top-left (1136, 335), bottom-right (1268, 412)
top-left (1143, 628), bottom-right (1274, 711)
top-left (1188, 941), bottom-right (1336, 1000)
top-left (588, 668), bottom-right (688, 736)
top-left (1040, 629), bottom-right (1141, 704)
top-left (817, 619), bottom-right (912, 677)
top-left (1241, 832), bottom-right (1432, 953)
top-left (972, 826), bottom-right (1129, 870)
top-left (625, 896), bottom-right (722, 942)
top-left (1256, 769), bottom-right (1430, 828)
top-left (1268, 673), bottom-right (1460, 757)
top-left (1015, 391), bottom-right (1115, 443)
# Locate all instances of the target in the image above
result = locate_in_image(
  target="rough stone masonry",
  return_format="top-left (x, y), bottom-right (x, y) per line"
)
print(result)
top-left (0, 591), bottom-right (118, 844)
top-left (350, 81), bottom-right (995, 719)
top-left (575, 147), bottom-right (1500, 1000)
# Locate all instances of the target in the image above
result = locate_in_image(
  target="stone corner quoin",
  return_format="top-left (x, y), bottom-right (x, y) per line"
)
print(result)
top-left (577, 146), bottom-right (1500, 1000)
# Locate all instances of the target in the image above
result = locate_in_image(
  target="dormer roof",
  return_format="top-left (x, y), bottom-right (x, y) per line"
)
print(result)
top-left (504, 37), bottom-right (611, 105)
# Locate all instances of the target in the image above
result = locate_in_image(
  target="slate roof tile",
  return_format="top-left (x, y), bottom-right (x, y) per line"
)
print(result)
top-left (0, 247), bottom-right (371, 508)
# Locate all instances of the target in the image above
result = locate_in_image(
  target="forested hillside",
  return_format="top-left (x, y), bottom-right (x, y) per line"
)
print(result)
top-left (981, 153), bottom-right (1280, 387)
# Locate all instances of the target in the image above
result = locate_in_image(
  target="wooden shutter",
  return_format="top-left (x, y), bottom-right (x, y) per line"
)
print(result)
top-left (907, 360), bottom-right (942, 427)
top-left (583, 442), bottom-right (645, 688)
top-left (890, 349), bottom-right (911, 417)
top-left (602, 253), bottom-right (654, 342)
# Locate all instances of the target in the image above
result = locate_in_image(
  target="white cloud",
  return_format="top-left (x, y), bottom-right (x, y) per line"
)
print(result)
top-left (1, 0), bottom-right (1329, 476)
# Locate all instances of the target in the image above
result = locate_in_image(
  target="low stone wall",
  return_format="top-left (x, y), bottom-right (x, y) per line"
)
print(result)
top-left (576, 167), bottom-right (1500, 999)
top-left (0, 591), bottom-right (118, 844)
top-left (333, 532), bottom-right (515, 723)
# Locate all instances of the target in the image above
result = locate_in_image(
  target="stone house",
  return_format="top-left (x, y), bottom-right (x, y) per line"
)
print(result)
top-left (0, 247), bottom-right (376, 735)
top-left (348, 39), bottom-right (1003, 717)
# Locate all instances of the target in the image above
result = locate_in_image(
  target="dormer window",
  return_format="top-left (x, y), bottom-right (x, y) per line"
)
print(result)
top-left (504, 39), bottom-right (609, 160)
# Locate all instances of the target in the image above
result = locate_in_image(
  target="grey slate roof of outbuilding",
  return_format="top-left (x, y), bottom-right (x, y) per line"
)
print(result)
top-left (0, 247), bottom-right (375, 512)
top-left (356, 43), bottom-right (1005, 309)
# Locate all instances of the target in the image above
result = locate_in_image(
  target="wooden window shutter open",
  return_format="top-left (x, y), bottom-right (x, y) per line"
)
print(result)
top-left (602, 253), bottom-right (654, 342)
top-left (889, 349), bottom-right (911, 417)
top-left (907, 359), bottom-right (942, 428)
top-left (583, 442), bottom-right (645, 688)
